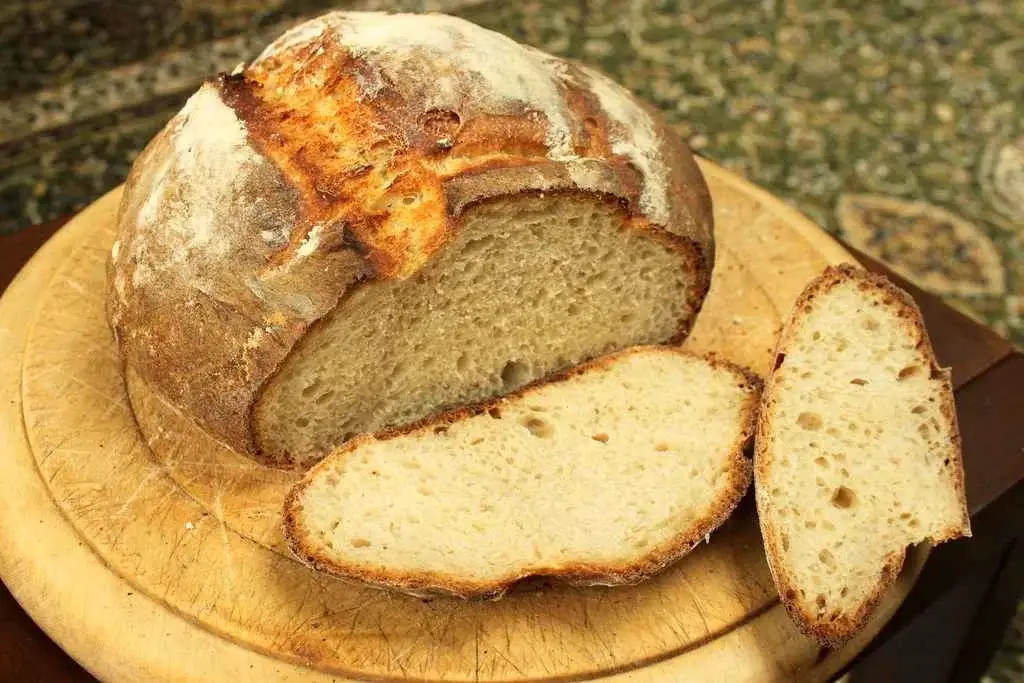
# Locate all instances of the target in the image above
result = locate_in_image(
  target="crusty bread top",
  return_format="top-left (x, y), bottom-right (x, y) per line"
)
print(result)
top-left (107, 11), bottom-right (713, 463)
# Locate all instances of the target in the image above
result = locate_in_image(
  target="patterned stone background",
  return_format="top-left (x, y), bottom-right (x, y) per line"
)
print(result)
top-left (0, 0), bottom-right (1020, 679)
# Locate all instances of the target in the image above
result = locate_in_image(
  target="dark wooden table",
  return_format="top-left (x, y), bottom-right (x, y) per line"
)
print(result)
top-left (1, 219), bottom-right (1022, 683)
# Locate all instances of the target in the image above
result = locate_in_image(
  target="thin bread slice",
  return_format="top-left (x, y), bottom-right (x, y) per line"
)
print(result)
top-left (283, 347), bottom-right (760, 598)
top-left (755, 264), bottom-right (971, 646)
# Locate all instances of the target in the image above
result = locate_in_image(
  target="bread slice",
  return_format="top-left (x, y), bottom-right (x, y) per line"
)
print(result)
top-left (755, 264), bottom-right (971, 646)
top-left (283, 347), bottom-right (760, 598)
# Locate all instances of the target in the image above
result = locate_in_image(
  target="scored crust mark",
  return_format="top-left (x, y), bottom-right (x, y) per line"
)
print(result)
top-left (282, 347), bottom-right (762, 598)
top-left (754, 264), bottom-right (971, 648)
top-left (108, 11), bottom-right (715, 466)
top-left (234, 12), bottom-right (706, 279)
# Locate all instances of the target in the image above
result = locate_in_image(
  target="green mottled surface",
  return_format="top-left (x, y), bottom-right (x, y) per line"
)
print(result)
top-left (0, 1), bottom-right (1021, 678)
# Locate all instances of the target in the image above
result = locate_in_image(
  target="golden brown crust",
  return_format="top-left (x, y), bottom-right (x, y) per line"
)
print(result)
top-left (282, 346), bottom-right (761, 598)
top-left (107, 12), bottom-right (714, 467)
top-left (754, 264), bottom-right (971, 648)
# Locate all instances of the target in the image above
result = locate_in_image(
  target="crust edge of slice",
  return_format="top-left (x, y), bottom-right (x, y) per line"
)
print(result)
top-left (754, 263), bottom-right (972, 647)
top-left (282, 346), bottom-right (762, 599)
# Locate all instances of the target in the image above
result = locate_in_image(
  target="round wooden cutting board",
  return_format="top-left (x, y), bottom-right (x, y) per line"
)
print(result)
top-left (0, 160), bottom-right (928, 683)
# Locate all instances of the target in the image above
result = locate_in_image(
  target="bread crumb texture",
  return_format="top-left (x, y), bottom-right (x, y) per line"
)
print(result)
top-left (757, 265), bottom-right (970, 645)
top-left (256, 194), bottom-right (694, 463)
top-left (285, 348), bottom-right (759, 597)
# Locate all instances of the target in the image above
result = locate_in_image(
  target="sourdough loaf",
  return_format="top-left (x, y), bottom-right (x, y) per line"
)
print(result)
top-left (284, 347), bottom-right (760, 598)
top-left (107, 11), bottom-right (714, 467)
top-left (755, 265), bottom-right (971, 646)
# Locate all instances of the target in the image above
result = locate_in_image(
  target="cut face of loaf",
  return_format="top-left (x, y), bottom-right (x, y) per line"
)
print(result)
top-left (284, 347), bottom-right (760, 598)
top-left (256, 194), bottom-right (700, 464)
top-left (755, 264), bottom-right (970, 647)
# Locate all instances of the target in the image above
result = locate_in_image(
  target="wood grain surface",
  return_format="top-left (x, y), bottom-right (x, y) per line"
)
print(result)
top-left (0, 160), bottom-right (935, 682)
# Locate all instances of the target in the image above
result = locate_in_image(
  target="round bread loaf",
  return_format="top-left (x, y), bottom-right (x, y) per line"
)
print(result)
top-left (107, 11), bottom-right (714, 468)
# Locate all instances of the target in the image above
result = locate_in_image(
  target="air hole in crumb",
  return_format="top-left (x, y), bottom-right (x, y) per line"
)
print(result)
top-left (912, 405), bottom-right (926, 414)
top-left (898, 365), bottom-right (921, 381)
top-left (812, 331), bottom-right (821, 341)
top-left (433, 425), bottom-right (449, 435)
top-left (456, 353), bottom-right (470, 372)
top-left (351, 538), bottom-right (371, 548)
top-left (501, 360), bottom-right (531, 389)
top-left (819, 549), bottom-right (834, 565)
top-left (781, 534), bottom-right (790, 551)
top-left (592, 433), bottom-right (610, 443)
top-left (488, 407), bottom-right (502, 420)
top-left (805, 520), bottom-right (816, 529)
top-left (840, 587), bottom-right (849, 597)
top-left (528, 405), bottom-right (547, 412)
top-left (943, 458), bottom-right (950, 466)
top-left (655, 443), bottom-right (669, 452)
top-left (918, 423), bottom-right (930, 438)
top-left (470, 437), bottom-right (484, 445)
top-left (814, 457), bottom-right (829, 468)
top-left (418, 484), bottom-right (434, 496)
top-left (773, 353), bottom-right (786, 371)
top-left (831, 486), bottom-right (857, 509)
top-left (862, 318), bottom-right (880, 331)
top-left (315, 390), bottom-right (335, 405)
top-left (522, 417), bottom-right (554, 438)
top-left (850, 378), bottom-right (868, 386)
top-left (797, 412), bottom-right (823, 430)
top-left (815, 594), bottom-right (827, 609)
top-left (295, 417), bottom-right (309, 428)
top-left (908, 518), bottom-right (920, 528)
top-left (402, 195), bottom-right (418, 205)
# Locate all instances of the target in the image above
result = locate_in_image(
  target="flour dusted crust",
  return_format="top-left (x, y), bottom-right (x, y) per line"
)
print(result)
top-left (108, 11), bottom-right (713, 464)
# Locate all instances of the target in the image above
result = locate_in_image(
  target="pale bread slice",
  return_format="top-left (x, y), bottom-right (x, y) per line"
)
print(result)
top-left (755, 264), bottom-right (971, 646)
top-left (283, 347), bottom-right (760, 598)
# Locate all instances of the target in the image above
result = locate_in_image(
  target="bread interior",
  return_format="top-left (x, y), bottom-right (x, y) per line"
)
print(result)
top-left (256, 192), bottom-right (700, 465)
